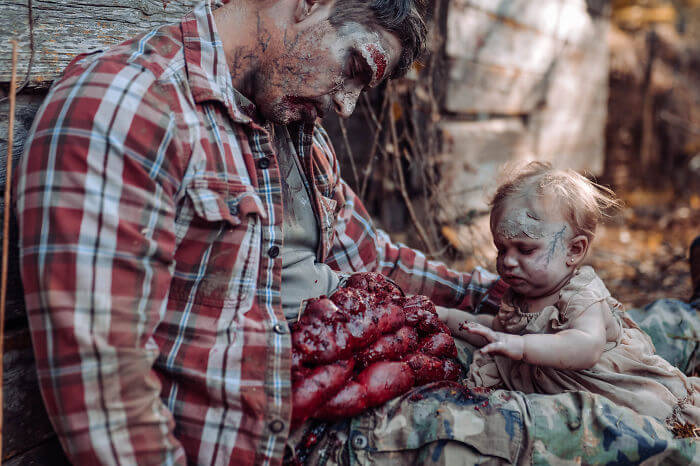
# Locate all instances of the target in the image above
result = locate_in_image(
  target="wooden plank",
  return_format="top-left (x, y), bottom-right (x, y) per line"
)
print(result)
top-left (446, 2), bottom-right (559, 73)
top-left (436, 118), bottom-right (530, 221)
top-left (527, 17), bottom-right (609, 175)
top-left (2, 328), bottom-right (58, 461)
top-left (4, 437), bottom-right (69, 466)
top-left (451, 0), bottom-right (603, 40)
top-left (445, 0), bottom-right (607, 115)
top-left (444, 59), bottom-right (547, 115)
top-left (1, 95), bottom-right (45, 327)
top-left (0, 0), bottom-right (203, 84)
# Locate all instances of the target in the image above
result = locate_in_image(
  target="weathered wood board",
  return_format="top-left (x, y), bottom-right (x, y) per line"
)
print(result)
top-left (445, 59), bottom-right (548, 115)
top-left (2, 328), bottom-right (67, 463)
top-left (445, 0), bottom-right (606, 115)
top-left (0, 0), bottom-right (203, 85)
top-left (436, 118), bottom-right (531, 220)
top-left (439, 0), bottom-right (609, 222)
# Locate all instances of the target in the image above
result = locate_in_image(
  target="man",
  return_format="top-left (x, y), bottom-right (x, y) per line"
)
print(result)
top-left (17, 0), bottom-right (501, 463)
top-left (15, 0), bottom-right (700, 464)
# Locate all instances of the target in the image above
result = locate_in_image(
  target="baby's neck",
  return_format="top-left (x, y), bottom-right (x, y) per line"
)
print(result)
top-left (519, 293), bottom-right (560, 314)
top-left (517, 272), bottom-right (576, 313)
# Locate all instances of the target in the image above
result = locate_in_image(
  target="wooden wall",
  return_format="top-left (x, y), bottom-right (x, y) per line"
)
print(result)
top-left (437, 0), bottom-right (610, 221)
top-left (1, 2), bottom-right (203, 462)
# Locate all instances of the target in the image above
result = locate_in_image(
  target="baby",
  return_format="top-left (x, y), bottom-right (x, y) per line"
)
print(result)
top-left (449, 162), bottom-right (700, 428)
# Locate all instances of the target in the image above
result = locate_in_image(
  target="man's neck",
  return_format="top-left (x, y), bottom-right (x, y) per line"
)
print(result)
top-left (212, 2), bottom-right (276, 98)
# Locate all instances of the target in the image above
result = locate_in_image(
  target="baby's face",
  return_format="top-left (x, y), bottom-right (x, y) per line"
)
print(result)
top-left (491, 195), bottom-right (575, 299)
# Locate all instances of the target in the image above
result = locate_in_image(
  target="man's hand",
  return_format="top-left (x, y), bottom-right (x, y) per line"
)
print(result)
top-left (461, 322), bottom-right (524, 360)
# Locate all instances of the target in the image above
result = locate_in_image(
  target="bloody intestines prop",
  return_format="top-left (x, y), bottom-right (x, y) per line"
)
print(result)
top-left (290, 272), bottom-right (461, 424)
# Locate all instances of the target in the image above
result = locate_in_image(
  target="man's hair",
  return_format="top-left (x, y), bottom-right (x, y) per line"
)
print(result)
top-left (328, 0), bottom-right (428, 78)
top-left (490, 162), bottom-right (622, 242)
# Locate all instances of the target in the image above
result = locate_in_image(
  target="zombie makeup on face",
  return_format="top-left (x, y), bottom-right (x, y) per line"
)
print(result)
top-left (495, 208), bottom-right (546, 240)
top-left (361, 42), bottom-right (388, 87)
top-left (489, 193), bottom-right (579, 301)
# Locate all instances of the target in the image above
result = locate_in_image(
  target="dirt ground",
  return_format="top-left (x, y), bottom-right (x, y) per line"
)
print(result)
top-left (587, 190), bottom-right (699, 309)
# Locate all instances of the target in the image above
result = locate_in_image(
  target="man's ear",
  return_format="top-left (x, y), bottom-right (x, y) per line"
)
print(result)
top-left (293, 0), bottom-right (333, 23)
top-left (567, 235), bottom-right (589, 267)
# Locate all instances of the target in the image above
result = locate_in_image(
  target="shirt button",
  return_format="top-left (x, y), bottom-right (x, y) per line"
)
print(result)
top-left (269, 419), bottom-right (285, 434)
top-left (273, 323), bottom-right (286, 335)
top-left (257, 157), bottom-right (271, 169)
top-left (268, 246), bottom-right (280, 258)
top-left (352, 433), bottom-right (368, 449)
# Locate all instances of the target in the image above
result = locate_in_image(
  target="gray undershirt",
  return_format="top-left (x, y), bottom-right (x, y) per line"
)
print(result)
top-left (275, 126), bottom-right (339, 322)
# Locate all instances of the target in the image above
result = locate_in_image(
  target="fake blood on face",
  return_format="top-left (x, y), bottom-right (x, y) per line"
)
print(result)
top-left (363, 43), bottom-right (388, 87)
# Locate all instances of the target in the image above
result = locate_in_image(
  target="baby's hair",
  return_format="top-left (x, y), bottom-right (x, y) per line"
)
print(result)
top-left (490, 161), bottom-right (622, 241)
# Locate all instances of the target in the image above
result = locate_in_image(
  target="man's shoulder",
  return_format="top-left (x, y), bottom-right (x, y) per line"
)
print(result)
top-left (58, 22), bottom-right (185, 94)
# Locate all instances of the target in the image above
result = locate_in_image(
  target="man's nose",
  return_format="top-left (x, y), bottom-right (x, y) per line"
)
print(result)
top-left (332, 87), bottom-right (362, 118)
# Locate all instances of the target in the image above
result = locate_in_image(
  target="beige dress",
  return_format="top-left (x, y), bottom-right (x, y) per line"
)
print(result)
top-left (466, 266), bottom-right (700, 425)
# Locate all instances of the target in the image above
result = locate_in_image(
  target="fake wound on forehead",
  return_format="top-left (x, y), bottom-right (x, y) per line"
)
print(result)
top-left (496, 209), bottom-right (547, 239)
top-left (361, 42), bottom-right (388, 87)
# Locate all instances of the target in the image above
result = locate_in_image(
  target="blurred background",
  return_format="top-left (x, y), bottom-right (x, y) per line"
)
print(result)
top-left (320, 0), bottom-right (700, 308)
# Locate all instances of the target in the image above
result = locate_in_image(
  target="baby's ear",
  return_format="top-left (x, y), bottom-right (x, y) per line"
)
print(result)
top-left (568, 235), bottom-right (589, 266)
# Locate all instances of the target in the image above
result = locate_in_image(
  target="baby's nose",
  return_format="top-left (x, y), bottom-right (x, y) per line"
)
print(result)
top-left (503, 254), bottom-right (518, 268)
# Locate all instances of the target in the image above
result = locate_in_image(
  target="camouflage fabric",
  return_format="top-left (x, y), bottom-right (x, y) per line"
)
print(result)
top-left (291, 299), bottom-right (700, 465)
top-left (628, 299), bottom-right (700, 375)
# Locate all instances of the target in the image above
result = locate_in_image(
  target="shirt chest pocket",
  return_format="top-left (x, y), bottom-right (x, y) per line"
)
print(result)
top-left (170, 177), bottom-right (265, 308)
top-left (317, 193), bottom-right (338, 260)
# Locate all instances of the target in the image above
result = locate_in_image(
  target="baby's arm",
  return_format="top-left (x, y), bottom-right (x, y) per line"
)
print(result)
top-left (437, 307), bottom-right (495, 347)
top-left (463, 302), bottom-right (608, 369)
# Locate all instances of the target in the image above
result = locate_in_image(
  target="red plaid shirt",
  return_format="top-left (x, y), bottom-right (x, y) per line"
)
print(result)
top-left (16, 2), bottom-right (507, 464)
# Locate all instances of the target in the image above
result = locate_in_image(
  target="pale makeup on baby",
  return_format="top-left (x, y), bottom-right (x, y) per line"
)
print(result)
top-left (437, 168), bottom-right (616, 369)
top-left (438, 163), bottom-right (700, 427)
top-left (455, 192), bottom-right (611, 368)
top-left (491, 193), bottom-right (587, 311)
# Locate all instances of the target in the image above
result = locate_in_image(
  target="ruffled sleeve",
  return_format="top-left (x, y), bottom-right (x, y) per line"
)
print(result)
top-left (548, 266), bottom-right (610, 331)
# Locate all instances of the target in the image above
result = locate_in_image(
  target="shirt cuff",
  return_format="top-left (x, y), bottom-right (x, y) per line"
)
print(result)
top-left (457, 278), bottom-right (509, 313)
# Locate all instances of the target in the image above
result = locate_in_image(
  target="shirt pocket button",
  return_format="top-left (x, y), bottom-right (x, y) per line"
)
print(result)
top-left (269, 419), bottom-right (285, 433)
top-left (273, 323), bottom-right (287, 334)
top-left (257, 157), bottom-right (271, 169)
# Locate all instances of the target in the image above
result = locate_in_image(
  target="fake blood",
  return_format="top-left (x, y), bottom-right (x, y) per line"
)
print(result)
top-left (365, 43), bottom-right (387, 84)
top-left (290, 272), bottom-right (462, 424)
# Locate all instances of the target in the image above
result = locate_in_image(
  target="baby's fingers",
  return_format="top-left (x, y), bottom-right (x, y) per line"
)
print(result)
top-left (480, 341), bottom-right (505, 355)
top-left (460, 322), bottom-right (495, 340)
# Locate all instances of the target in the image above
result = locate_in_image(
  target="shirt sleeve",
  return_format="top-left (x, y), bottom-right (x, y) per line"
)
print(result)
top-left (15, 57), bottom-right (187, 465)
top-left (325, 177), bottom-right (508, 314)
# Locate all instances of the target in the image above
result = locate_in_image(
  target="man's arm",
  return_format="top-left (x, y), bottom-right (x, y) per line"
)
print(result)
top-left (16, 59), bottom-right (186, 464)
top-left (325, 177), bottom-right (508, 313)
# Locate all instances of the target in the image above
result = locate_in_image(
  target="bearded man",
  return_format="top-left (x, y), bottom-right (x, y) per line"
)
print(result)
top-left (15, 0), bottom-right (700, 464)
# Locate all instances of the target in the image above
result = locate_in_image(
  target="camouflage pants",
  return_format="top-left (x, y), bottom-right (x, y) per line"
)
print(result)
top-left (294, 299), bottom-right (700, 465)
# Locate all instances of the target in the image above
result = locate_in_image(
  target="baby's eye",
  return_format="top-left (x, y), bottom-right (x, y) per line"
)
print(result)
top-left (518, 246), bottom-right (536, 255)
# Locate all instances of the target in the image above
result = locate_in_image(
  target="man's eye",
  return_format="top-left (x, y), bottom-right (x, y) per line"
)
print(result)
top-left (349, 56), bottom-right (370, 84)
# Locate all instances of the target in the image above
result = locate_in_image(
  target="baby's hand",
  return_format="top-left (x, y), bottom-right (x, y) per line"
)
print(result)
top-left (460, 322), bottom-right (524, 361)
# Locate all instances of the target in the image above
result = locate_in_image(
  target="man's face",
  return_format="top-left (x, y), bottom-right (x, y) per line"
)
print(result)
top-left (254, 18), bottom-right (402, 124)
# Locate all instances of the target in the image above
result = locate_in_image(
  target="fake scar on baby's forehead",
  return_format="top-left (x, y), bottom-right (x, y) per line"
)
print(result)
top-left (360, 43), bottom-right (388, 87)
